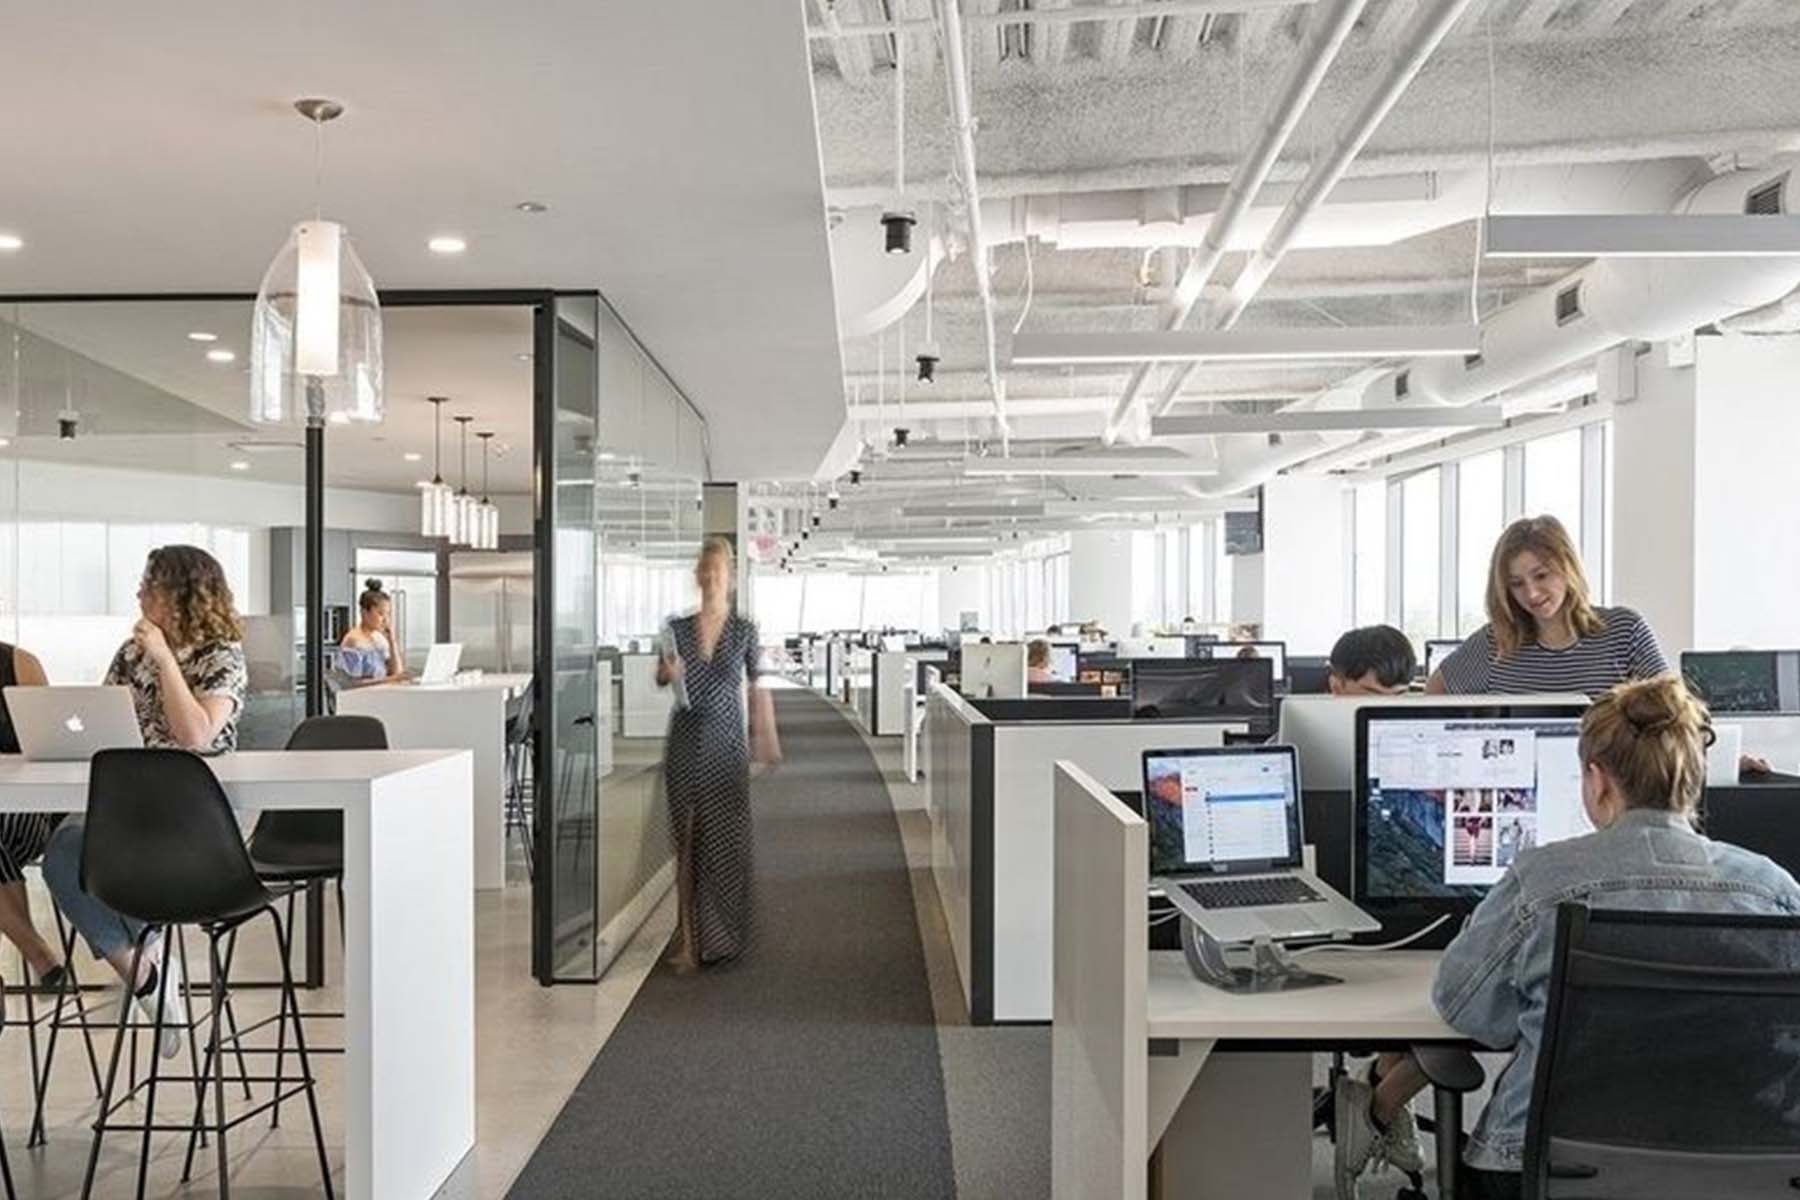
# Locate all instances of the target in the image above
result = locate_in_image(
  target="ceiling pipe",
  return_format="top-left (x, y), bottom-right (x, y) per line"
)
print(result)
top-left (1143, 0), bottom-right (1480, 425)
top-left (806, 0), bottom-right (1310, 40)
top-left (1101, 0), bottom-right (1369, 445)
top-left (935, 0), bottom-right (1011, 449)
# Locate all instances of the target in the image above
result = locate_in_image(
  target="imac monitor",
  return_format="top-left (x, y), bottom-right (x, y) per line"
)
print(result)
top-left (1117, 636), bottom-right (1185, 660)
top-left (1355, 704), bottom-right (1590, 911)
top-left (1192, 640), bottom-right (1287, 684)
top-left (959, 642), bottom-right (1027, 700)
top-left (1424, 639), bottom-right (1462, 680)
top-left (1130, 658), bottom-right (1274, 725)
top-left (1682, 650), bottom-right (1800, 714)
top-left (1047, 645), bottom-right (1078, 682)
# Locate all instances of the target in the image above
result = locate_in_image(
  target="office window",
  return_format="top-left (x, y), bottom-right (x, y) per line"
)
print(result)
top-left (752, 573), bottom-right (804, 637)
top-left (1523, 429), bottom-right (1582, 546)
top-left (1130, 531), bottom-right (1156, 627)
top-left (1212, 520), bottom-right (1233, 626)
top-left (802, 572), bottom-right (861, 631)
top-left (1049, 552), bottom-right (1070, 625)
top-left (1400, 469), bottom-right (1441, 642)
top-left (1352, 482), bottom-right (1386, 627)
top-left (1456, 450), bottom-right (1505, 634)
top-left (1158, 528), bottom-right (1183, 628)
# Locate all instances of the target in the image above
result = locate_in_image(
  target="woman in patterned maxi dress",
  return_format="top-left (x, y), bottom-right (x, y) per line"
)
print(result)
top-left (658, 537), bottom-right (781, 969)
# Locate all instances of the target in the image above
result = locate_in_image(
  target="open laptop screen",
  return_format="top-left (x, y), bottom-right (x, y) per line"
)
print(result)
top-left (1143, 746), bottom-right (1303, 877)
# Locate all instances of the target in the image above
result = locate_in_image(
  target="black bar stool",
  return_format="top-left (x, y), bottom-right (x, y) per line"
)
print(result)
top-left (78, 747), bottom-right (332, 1200)
top-left (14, 895), bottom-right (107, 1147)
top-left (0, 977), bottom-right (16, 1200)
top-left (503, 684), bottom-right (534, 880)
top-left (244, 714), bottom-right (383, 1126)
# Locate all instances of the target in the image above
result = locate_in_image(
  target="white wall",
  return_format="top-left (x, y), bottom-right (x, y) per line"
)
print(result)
top-left (1614, 334), bottom-right (1800, 655)
top-left (937, 563), bottom-right (988, 632)
top-left (1230, 550), bottom-right (1264, 629)
top-left (1260, 474), bottom-right (1347, 654)
top-left (1691, 335), bottom-right (1800, 649)
top-left (1068, 529), bottom-right (1135, 633)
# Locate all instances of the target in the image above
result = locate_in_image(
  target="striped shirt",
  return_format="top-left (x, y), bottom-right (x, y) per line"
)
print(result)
top-left (1437, 606), bottom-right (1670, 698)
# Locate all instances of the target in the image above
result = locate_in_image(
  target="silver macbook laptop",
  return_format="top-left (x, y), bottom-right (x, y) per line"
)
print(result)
top-left (418, 642), bottom-right (463, 685)
top-left (5, 686), bottom-right (145, 761)
top-left (1144, 744), bottom-right (1378, 944)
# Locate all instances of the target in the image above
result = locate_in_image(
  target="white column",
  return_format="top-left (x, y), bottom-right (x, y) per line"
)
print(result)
top-left (1068, 529), bottom-right (1138, 634)
top-left (1260, 475), bottom-right (1349, 654)
top-left (1614, 335), bottom-right (1800, 655)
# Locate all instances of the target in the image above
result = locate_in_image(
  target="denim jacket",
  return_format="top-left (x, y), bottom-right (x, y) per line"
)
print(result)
top-left (1431, 807), bottom-right (1800, 1172)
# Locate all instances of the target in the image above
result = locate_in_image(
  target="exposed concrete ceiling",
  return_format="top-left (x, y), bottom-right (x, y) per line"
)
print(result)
top-left (0, 1), bottom-right (844, 480)
top-left (789, 0), bottom-right (1800, 559)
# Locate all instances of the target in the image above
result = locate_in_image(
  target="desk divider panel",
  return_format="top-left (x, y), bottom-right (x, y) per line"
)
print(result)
top-left (1052, 761), bottom-right (1147, 1200)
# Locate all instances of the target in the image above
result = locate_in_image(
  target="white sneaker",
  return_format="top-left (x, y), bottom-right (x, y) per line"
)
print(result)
top-left (129, 945), bottom-right (188, 1060)
top-left (1333, 1076), bottom-right (1383, 1200)
top-left (1382, 1099), bottom-right (1426, 1176)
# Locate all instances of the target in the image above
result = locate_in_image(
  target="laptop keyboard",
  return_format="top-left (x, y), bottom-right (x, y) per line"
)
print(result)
top-left (1181, 877), bottom-right (1322, 910)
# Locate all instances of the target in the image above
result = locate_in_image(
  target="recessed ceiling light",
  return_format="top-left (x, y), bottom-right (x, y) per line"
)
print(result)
top-left (514, 352), bottom-right (532, 362)
top-left (187, 331), bottom-right (218, 343)
top-left (229, 460), bottom-right (251, 471)
top-left (0, 234), bottom-right (22, 252)
top-left (515, 201), bottom-right (548, 214)
top-left (403, 451), bottom-right (422, 462)
top-left (327, 411), bottom-right (351, 425)
top-left (206, 348), bottom-right (236, 364)
top-left (597, 451), bottom-right (617, 461)
top-left (415, 479), bottom-right (433, 489)
top-left (428, 235), bottom-right (467, 255)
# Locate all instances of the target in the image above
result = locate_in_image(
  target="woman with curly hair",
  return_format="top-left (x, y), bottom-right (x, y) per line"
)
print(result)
top-left (41, 545), bottom-right (248, 1055)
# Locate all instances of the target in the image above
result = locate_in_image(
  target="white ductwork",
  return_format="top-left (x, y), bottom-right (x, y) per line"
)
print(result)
top-left (1359, 162), bottom-right (1800, 414)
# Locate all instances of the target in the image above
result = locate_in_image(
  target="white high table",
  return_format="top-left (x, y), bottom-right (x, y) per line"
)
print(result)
top-left (1052, 761), bottom-right (1459, 1199)
top-left (337, 673), bottom-right (530, 891)
top-left (0, 748), bottom-right (475, 1200)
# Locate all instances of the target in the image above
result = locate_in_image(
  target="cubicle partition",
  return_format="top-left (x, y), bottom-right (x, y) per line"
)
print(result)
top-left (866, 648), bottom-right (947, 736)
top-left (925, 682), bottom-right (1242, 1023)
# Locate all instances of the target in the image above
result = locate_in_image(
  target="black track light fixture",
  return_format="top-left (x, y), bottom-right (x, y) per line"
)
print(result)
top-left (880, 209), bottom-right (916, 255)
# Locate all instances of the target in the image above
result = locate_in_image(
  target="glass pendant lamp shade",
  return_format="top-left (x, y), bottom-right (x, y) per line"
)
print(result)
top-left (250, 219), bottom-right (383, 425)
top-left (420, 397), bottom-right (454, 537)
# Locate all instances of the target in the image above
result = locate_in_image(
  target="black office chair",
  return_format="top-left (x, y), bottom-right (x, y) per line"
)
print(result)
top-left (78, 748), bottom-right (332, 1200)
top-left (1521, 903), bottom-right (1800, 1199)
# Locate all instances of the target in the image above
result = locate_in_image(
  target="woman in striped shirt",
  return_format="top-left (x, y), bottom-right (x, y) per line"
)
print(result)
top-left (1427, 515), bottom-right (1668, 698)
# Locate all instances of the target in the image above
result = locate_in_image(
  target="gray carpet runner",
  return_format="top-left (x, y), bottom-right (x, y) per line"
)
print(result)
top-left (508, 688), bottom-right (957, 1198)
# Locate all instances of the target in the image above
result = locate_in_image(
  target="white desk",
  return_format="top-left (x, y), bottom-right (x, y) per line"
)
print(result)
top-left (1052, 761), bottom-right (1458, 1200)
top-left (0, 749), bottom-right (475, 1200)
top-left (338, 680), bottom-right (516, 890)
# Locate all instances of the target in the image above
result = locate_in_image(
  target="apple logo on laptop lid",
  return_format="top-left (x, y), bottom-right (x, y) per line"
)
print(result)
top-left (64, 715), bottom-right (84, 734)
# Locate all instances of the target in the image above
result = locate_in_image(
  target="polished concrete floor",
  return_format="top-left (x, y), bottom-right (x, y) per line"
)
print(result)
top-left (1, 856), bottom-right (674, 1199)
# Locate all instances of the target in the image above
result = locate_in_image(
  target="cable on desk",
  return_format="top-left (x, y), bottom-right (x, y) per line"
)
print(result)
top-left (1289, 914), bottom-right (1456, 956)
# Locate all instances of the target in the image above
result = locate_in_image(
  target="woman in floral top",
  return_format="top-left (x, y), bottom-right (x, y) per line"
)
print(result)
top-left (41, 545), bottom-right (248, 1056)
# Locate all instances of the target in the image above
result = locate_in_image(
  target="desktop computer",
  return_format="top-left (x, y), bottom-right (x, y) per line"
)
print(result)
top-left (1423, 639), bottom-right (1462, 681)
top-left (1130, 658), bottom-right (1274, 729)
top-left (1047, 644), bottom-right (1078, 682)
top-left (1681, 649), bottom-right (1800, 713)
top-left (1191, 639), bottom-right (1287, 686)
top-left (1354, 704), bottom-right (1590, 916)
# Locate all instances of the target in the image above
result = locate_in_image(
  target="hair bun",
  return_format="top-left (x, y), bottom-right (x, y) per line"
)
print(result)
top-left (364, 578), bottom-right (384, 593)
top-left (1617, 676), bottom-right (1704, 738)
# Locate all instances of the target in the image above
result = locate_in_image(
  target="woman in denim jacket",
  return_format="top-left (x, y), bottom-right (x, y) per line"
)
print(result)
top-left (1335, 677), bottom-right (1800, 1200)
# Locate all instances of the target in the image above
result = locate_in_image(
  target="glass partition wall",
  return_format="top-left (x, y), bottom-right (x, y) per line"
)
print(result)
top-left (0, 290), bottom-right (701, 986)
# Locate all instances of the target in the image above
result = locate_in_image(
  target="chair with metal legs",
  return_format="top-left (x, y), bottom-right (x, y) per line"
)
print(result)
top-left (0, 977), bottom-right (16, 1200)
top-left (244, 714), bottom-right (384, 1127)
top-left (19, 868), bottom-right (111, 1148)
top-left (77, 748), bottom-right (333, 1200)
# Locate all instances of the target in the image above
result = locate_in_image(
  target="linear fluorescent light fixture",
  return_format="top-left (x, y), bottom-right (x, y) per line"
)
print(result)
top-left (1009, 325), bottom-right (1481, 365)
top-left (1151, 404), bottom-right (1505, 437)
top-left (899, 502), bottom-right (1047, 519)
top-left (963, 456), bottom-right (1218, 478)
top-left (1484, 214), bottom-right (1800, 259)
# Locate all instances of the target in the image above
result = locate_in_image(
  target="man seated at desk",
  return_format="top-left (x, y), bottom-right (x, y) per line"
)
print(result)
top-left (1334, 677), bottom-right (1800, 1200)
top-left (1327, 624), bottom-right (1415, 697)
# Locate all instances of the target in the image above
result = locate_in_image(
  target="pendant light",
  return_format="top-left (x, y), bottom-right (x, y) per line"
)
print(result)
top-left (475, 431), bottom-right (500, 550)
top-left (420, 397), bottom-right (455, 536)
top-left (250, 98), bottom-right (384, 426)
top-left (452, 416), bottom-right (476, 547)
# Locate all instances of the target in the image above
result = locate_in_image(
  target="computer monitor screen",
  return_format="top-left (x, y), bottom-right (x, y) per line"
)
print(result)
top-left (1048, 645), bottom-right (1078, 682)
top-left (1356, 706), bottom-right (1589, 908)
top-left (1682, 650), bottom-right (1800, 714)
top-left (1130, 658), bottom-right (1274, 723)
top-left (1424, 640), bottom-right (1462, 680)
top-left (1143, 746), bottom-right (1302, 876)
top-left (1192, 640), bottom-right (1286, 683)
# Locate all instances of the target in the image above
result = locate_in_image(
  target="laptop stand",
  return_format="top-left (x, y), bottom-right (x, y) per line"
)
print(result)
top-left (1179, 916), bottom-right (1342, 994)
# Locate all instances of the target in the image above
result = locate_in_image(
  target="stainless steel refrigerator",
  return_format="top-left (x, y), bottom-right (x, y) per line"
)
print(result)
top-left (448, 551), bottom-right (534, 673)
